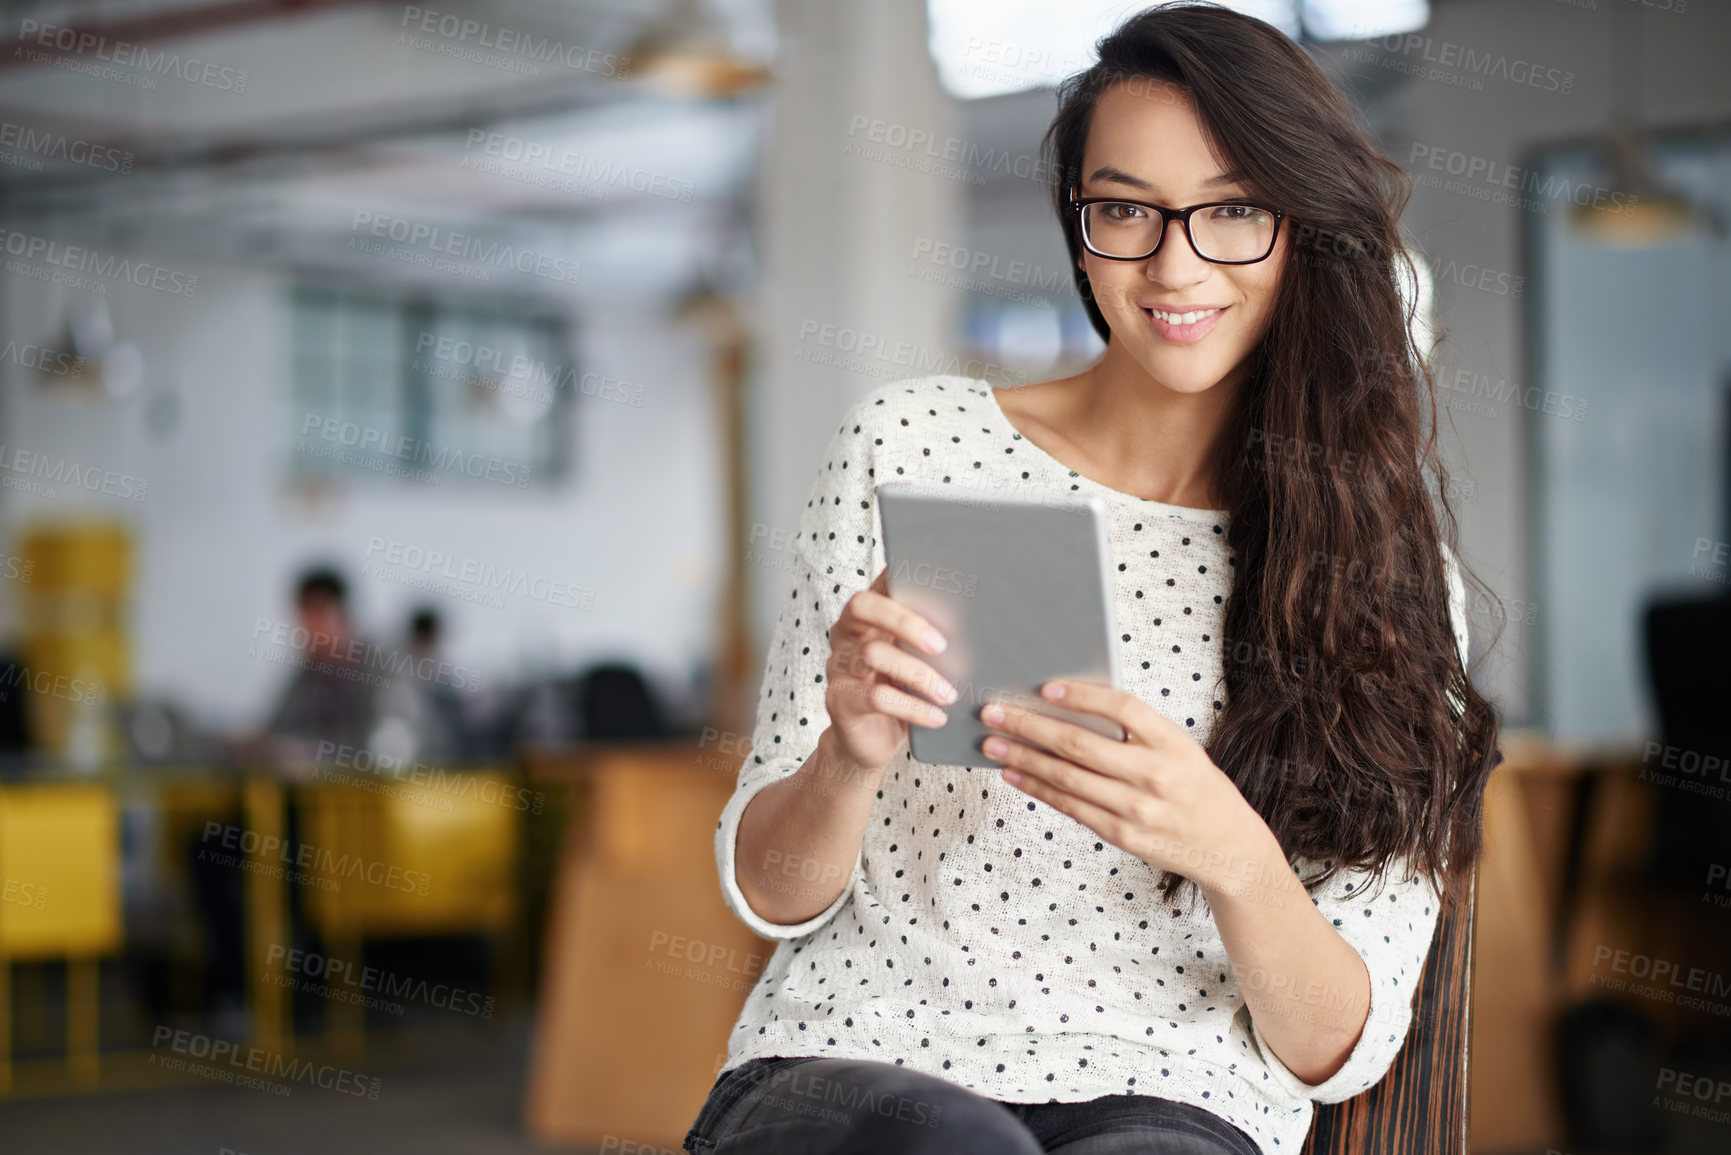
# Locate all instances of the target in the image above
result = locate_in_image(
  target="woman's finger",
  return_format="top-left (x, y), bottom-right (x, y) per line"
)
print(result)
top-left (987, 735), bottom-right (1145, 819)
top-left (842, 583), bottom-right (947, 656)
top-left (982, 701), bottom-right (1145, 783)
top-left (864, 681), bottom-right (949, 728)
top-left (999, 765), bottom-right (1133, 850)
top-left (857, 638), bottom-right (955, 706)
top-left (1037, 679), bottom-right (1188, 751)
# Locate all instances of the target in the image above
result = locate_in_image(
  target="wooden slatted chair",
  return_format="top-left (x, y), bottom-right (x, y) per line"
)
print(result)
top-left (1302, 867), bottom-right (1477, 1155)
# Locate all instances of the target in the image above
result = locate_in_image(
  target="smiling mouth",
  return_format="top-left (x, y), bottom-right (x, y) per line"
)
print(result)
top-left (1144, 306), bottom-right (1225, 325)
top-left (1139, 304), bottom-right (1231, 346)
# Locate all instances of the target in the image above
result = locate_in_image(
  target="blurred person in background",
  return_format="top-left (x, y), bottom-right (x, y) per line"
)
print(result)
top-left (370, 604), bottom-right (468, 769)
top-left (257, 565), bottom-right (380, 776)
top-left (189, 564), bottom-right (377, 1034)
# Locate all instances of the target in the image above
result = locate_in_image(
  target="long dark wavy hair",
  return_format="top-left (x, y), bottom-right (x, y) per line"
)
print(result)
top-left (1042, 1), bottom-right (1503, 912)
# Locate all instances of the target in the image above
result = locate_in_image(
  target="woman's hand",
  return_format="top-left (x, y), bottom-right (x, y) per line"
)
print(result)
top-left (823, 565), bottom-right (958, 777)
top-left (979, 680), bottom-right (1277, 893)
top-left (982, 682), bottom-right (1379, 1085)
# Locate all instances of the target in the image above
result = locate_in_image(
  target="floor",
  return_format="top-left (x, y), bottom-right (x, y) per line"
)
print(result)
top-left (0, 1012), bottom-right (615, 1155)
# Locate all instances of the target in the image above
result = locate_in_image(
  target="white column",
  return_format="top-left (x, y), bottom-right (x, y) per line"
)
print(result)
top-left (745, 0), bottom-right (965, 644)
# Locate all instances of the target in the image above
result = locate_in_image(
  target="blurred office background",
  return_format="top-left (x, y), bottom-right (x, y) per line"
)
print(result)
top-left (0, 0), bottom-right (1723, 1151)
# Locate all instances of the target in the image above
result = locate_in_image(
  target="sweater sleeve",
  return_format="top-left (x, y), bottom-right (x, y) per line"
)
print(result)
top-left (1245, 858), bottom-right (1443, 1104)
top-left (714, 394), bottom-right (883, 941)
top-left (1245, 539), bottom-right (1471, 1102)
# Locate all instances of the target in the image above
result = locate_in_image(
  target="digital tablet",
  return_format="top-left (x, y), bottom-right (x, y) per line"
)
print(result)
top-left (874, 482), bottom-right (1127, 768)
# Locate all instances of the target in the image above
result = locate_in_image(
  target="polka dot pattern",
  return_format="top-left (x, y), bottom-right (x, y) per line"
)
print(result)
top-left (713, 375), bottom-right (1465, 1155)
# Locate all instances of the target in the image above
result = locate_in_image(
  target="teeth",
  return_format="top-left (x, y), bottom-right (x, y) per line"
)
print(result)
top-left (1151, 307), bottom-right (1220, 325)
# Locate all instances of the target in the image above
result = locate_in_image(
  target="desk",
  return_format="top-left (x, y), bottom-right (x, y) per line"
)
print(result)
top-left (1469, 730), bottom-right (1652, 1151)
top-left (523, 743), bottom-right (770, 1150)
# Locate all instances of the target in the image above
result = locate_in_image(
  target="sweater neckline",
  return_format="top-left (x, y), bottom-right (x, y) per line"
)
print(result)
top-left (971, 380), bottom-right (1231, 523)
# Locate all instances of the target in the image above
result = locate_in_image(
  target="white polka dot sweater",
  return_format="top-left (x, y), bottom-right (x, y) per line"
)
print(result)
top-left (714, 375), bottom-right (1471, 1155)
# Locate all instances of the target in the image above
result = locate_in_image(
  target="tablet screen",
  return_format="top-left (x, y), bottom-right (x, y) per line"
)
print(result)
top-left (875, 482), bottom-right (1127, 768)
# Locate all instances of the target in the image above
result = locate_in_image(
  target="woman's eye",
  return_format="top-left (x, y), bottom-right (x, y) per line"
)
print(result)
top-left (1103, 203), bottom-right (1144, 220)
top-left (1213, 205), bottom-right (1268, 223)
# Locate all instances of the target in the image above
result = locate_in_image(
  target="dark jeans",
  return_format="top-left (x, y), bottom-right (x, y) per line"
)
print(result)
top-left (683, 1057), bottom-right (1263, 1155)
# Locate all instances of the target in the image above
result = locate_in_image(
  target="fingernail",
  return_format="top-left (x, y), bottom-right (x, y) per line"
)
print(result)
top-left (984, 737), bottom-right (1008, 757)
top-left (1042, 681), bottom-right (1066, 700)
top-left (923, 630), bottom-right (947, 654)
top-left (980, 703), bottom-right (1004, 724)
top-left (937, 681), bottom-right (958, 704)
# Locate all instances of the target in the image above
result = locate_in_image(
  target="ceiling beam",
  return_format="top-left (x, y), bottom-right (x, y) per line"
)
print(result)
top-left (0, 73), bottom-right (642, 212)
top-left (0, 0), bottom-right (394, 72)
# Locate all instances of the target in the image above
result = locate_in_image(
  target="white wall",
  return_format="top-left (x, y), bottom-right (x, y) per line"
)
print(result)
top-left (1382, 0), bottom-right (1731, 726)
top-left (0, 259), bottom-right (723, 732)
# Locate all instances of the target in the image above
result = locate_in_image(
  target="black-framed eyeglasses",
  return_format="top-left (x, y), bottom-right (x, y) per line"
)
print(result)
top-left (1069, 189), bottom-right (1285, 265)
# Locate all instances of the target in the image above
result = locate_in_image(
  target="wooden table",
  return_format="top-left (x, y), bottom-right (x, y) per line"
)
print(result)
top-left (522, 742), bottom-right (771, 1150)
top-left (1468, 729), bottom-right (1652, 1151)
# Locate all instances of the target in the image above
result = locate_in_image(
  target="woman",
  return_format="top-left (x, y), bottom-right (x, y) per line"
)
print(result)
top-left (684, 4), bottom-right (1501, 1153)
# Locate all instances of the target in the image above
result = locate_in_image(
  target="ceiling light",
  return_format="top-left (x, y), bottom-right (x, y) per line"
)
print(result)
top-left (624, 0), bottom-right (772, 99)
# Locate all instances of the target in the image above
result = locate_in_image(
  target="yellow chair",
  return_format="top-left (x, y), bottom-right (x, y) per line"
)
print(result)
top-left (18, 524), bottom-right (130, 764)
top-left (0, 784), bottom-right (122, 1094)
top-left (279, 767), bottom-right (522, 1050)
top-left (298, 768), bottom-right (520, 937)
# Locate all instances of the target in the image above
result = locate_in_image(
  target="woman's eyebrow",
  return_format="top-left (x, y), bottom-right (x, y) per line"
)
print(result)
top-left (1085, 164), bottom-right (1249, 191)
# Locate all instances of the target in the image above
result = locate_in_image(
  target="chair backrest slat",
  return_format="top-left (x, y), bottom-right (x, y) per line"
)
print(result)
top-left (1301, 867), bottom-right (1476, 1155)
